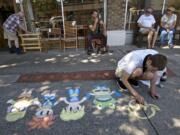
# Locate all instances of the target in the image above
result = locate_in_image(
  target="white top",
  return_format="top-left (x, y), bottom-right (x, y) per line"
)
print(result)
top-left (137, 14), bottom-right (156, 28)
top-left (117, 49), bottom-right (158, 74)
top-left (161, 14), bottom-right (177, 27)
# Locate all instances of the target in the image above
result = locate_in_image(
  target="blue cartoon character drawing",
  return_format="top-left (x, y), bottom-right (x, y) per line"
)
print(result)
top-left (28, 92), bottom-right (60, 130)
top-left (6, 90), bottom-right (41, 122)
top-left (35, 92), bottom-right (59, 118)
top-left (87, 86), bottom-right (121, 110)
top-left (60, 88), bottom-right (87, 121)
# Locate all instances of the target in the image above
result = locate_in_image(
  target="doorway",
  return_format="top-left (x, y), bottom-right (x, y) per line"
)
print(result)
top-left (0, 2), bottom-right (15, 49)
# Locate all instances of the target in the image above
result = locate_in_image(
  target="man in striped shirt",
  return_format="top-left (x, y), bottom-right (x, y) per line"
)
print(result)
top-left (3, 11), bottom-right (26, 54)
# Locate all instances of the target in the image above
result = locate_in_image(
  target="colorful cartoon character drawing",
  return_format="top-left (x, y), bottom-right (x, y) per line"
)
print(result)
top-left (127, 99), bottom-right (160, 120)
top-left (6, 90), bottom-right (41, 122)
top-left (60, 88), bottom-right (87, 121)
top-left (87, 86), bottom-right (121, 110)
top-left (35, 93), bottom-right (59, 118)
top-left (28, 92), bottom-right (60, 130)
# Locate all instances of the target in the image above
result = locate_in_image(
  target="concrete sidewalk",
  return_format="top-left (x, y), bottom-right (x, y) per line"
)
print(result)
top-left (0, 46), bottom-right (180, 135)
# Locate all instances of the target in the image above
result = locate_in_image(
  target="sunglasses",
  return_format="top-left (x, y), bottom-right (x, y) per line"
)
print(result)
top-left (167, 9), bottom-right (173, 12)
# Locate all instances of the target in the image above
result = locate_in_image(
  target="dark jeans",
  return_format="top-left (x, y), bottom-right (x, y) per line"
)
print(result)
top-left (87, 33), bottom-right (107, 51)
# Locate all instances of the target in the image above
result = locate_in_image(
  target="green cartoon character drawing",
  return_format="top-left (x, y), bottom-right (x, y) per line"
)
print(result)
top-left (6, 90), bottom-right (41, 122)
top-left (87, 86), bottom-right (121, 110)
top-left (60, 88), bottom-right (87, 121)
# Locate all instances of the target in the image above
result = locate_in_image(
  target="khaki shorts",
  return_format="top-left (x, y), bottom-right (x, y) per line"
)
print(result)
top-left (3, 27), bottom-right (18, 40)
top-left (139, 28), bottom-right (155, 34)
top-left (115, 67), bottom-right (124, 78)
top-left (139, 28), bottom-right (150, 34)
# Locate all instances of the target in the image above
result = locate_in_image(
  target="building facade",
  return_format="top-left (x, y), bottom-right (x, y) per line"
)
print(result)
top-left (0, 0), bottom-right (179, 48)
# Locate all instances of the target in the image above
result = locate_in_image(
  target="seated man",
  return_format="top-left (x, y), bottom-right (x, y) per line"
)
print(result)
top-left (137, 7), bottom-right (157, 49)
top-left (87, 10), bottom-right (107, 55)
top-left (115, 49), bottom-right (167, 104)
top-left (160, 7), bottom-right (177, 49)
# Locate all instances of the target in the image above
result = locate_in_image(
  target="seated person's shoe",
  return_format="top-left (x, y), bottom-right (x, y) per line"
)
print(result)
top-left (169, 44), bottom-right (174, 49)
top-left (102, 47), bottom-right (108, 52)
top-left (87, 50), bottom-right (93, 55)
top-left (108, 50), bottom-right (114, 53)
top-left (100, 47), bottom-right (108, 54)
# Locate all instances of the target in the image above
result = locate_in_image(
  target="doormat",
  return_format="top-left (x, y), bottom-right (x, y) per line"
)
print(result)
top-left (17, 70), bottom-right (115, 83)
top-left (17, 68), bottom-right (176, 83)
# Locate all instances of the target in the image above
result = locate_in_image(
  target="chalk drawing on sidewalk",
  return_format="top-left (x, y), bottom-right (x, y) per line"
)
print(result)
top-left (86, 86), bottom-right (122, 110)
top-left (6, 90), bottom-right (41, 122)
top-left (28, 91), bottom-right (60, 130)
top-left (60, 88), bottom-right (87, 121)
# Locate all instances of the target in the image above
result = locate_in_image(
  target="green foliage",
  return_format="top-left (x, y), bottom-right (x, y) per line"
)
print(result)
top-left (32, 0), bottom-right (60, 19)
top-left (170, 0), bottom-right (180, 10)
top-left (129, 0), bottom-right (145, 9)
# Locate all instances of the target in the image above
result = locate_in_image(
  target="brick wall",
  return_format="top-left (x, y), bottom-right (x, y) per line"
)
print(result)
top-left (107, 0), bottom-right (125, 30)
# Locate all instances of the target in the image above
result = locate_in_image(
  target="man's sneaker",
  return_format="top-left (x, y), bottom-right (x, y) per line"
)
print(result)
top-left (160, 72), bottom-right (167, 82)
top-left (16, 48), bottom-right (23, 55)
top-left (129, 79), bottom-right (139, 88)
top-left (9, 47), bottom-right (15, 54)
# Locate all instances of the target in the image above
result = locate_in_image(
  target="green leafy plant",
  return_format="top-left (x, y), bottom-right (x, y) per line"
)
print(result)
top-left (129, 0), bottom-right (145, 9)
top-left (169, 0), bottom-right (180, 11)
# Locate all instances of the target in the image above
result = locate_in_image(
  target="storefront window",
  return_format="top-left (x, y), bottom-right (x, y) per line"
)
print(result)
top-left (62, 0), bottom-right (104, 25)
top-left (31, 0), bottom-right (104, 28)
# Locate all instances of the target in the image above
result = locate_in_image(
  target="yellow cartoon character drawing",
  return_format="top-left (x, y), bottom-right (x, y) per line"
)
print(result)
top-left (128, 99), bottom-right (160, 120)
top-left (6, 90), bottom-right (41, 122)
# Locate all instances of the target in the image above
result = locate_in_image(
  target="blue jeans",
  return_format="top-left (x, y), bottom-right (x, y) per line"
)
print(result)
top-left (160, 28), bottom-right (175, 46)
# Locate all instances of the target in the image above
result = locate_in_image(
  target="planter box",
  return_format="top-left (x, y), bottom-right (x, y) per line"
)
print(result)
top-left (107, 30), bottom-right (126, 46)
top-left (125, 30), bottom-right (134, 45)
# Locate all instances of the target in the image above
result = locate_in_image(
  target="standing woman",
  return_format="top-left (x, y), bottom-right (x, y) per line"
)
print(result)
top-left (160, 7), bottom-right (177, 49)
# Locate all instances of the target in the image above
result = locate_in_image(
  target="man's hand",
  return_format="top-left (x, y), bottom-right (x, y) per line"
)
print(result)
top-left (121, 71), bottom-right (145, 105)
top-left (135, 94), bottom-right (145, 104)
top-left (150, 91), bottom-right (160, 99)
